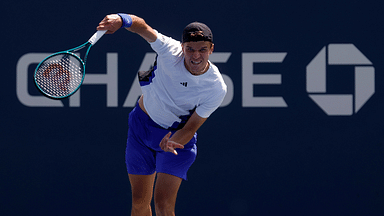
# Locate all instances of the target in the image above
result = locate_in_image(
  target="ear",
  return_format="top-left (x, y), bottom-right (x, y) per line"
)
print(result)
top-left (209, 43), bottom-right (215, 54)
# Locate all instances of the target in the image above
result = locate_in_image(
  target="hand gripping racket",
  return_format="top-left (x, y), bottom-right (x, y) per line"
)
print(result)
top-left (34, 30), bottom-right (107, 99)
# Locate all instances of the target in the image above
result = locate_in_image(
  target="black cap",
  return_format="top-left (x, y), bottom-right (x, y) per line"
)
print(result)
top-left (182, 22), bottom-right (213, 43)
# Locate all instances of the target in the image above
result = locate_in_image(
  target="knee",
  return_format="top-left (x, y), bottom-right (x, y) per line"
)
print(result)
top-left (155, 200), bottom-right (175, 216)
top-left (131, 192), bottom-right (151, 209)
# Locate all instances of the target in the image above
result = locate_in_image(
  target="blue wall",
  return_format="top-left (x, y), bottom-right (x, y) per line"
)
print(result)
top-left (3, 0), bottom-right (384, 215)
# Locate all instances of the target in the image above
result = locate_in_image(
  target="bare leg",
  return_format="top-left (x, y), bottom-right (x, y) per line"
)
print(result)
top-left (129, 173), bottom-right (156, 216)
top-left (154, 173), bottom-right (182, 216)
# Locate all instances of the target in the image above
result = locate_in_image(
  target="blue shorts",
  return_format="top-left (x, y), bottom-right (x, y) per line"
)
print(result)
top-left (125, 103), bottom-right (197, 180)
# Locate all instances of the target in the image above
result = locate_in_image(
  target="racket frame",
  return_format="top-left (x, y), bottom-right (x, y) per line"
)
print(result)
top-left (34, 30), bottom-right (106, 99)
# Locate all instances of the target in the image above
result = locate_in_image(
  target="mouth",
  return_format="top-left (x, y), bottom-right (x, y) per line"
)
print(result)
top-left (191, 60), bottom-right (202, 65)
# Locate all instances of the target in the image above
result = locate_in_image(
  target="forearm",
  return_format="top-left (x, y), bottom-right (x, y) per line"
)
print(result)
top-left (125, 15), bottom-right (157, 43)
top-left (169, 112), bottom-right (207, 145)
top-left (159, 111), bottom-right (206, 154)
top-left (97, 14), bottom-right (157, 43)
top-left (169, 128), bottom-right (196, 146)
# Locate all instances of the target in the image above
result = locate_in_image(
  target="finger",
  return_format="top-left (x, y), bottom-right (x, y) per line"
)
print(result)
top-left (160, 132), bottom-right (172, 149)
top-left (168, 141), bottom-right (184, 149)
top-left (165, 131), bottom-right (172, 139)
top-left (168, 147), bottom-right (178, 155)
top-left (97, 23), bottom-right (110, 31)
top-left (98, 17), bottom-right (115, 29)
top-left (162, 132), bottom-right (172, 145)
top-left (168, 141), bottom-right (183, 155)
top-left (96, 25), bottom-right (105, 30)
top-left (98, 17), bottom-right (109, 25)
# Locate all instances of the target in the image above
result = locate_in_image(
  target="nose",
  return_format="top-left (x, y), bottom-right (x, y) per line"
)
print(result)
top-left (192, 51), bottom-right (200, 59)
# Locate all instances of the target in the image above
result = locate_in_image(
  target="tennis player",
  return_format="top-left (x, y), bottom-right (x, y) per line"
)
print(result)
top-left (97, 13), bottom-right (227, 216)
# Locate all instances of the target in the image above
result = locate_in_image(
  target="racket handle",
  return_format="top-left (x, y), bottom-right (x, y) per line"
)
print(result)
top-left (88, 30), bottom-right (107, 45)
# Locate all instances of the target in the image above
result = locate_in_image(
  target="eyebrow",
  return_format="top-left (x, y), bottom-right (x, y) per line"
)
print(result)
top-left (186, 46), bottom-right (208, 50)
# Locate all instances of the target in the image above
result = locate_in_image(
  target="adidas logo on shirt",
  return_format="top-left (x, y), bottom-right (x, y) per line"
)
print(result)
top-left (180, 82), bottom-right (188, 87)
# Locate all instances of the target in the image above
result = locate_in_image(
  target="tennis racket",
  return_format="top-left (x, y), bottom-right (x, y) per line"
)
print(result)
top-left (34, 30), bottom-right (107, 99)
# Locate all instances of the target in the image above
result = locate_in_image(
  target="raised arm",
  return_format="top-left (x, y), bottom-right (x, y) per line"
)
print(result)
top-left (97, 14), bottom-right (157, 43)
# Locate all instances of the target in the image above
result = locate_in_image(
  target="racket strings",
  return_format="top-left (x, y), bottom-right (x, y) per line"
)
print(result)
top-left (35, 54), bottom-right (84, 97)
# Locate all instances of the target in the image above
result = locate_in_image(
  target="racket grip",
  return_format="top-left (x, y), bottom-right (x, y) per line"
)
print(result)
top-left (88, 30), bottom-right (107, 45)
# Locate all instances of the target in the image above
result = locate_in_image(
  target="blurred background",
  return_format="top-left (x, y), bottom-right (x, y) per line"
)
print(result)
top-left (2, 0), bottom-right (383, 215)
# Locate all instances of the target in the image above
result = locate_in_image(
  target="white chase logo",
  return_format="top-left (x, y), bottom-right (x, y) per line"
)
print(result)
top-left (16, 44), bottom-right (375, 116)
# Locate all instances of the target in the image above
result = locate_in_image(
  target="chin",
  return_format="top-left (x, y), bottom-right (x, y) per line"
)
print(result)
top-left (191, 68), bottom-right (203, 73)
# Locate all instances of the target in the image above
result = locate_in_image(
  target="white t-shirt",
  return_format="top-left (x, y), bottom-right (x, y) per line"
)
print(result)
top-left (140, 31), bottom-right (227, 129)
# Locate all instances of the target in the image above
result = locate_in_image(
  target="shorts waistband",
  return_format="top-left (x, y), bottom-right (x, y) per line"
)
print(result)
top-left (134, 101), bottom-right (167, 130)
